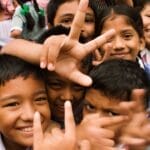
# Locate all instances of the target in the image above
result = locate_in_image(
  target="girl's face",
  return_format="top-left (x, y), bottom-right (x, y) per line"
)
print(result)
top-left (100, 15), bottom-right (145, 61)
top-left (141, 3), bottom-right (150, 49)
top-left (53, 1), bottom-right (95, 41)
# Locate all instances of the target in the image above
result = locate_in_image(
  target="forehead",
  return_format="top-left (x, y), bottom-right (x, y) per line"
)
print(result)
top-left (0, 76), bottom-right (45, 98)
top-left (85, 88), bottom-right (120, 109)
top-left (55, 1), bottom-right (94, 19)
top-left (46, 72), bottom-right (75, 84)
top-left (101, 15), bottom-right (136, 32)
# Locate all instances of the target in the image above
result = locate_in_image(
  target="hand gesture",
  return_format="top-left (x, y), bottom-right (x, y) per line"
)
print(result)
top-left (33, 101), bottom-right (91, 150)
top-left (2, 0), bottom-right (115, 87)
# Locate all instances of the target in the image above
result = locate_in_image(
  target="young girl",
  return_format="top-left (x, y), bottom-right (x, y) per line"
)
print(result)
top-left (95, 5), bottom-right (145, 62)
top-left (10, 0), bottom-right (46, 41)
top-left (94, 4), bottom-right (150, 81)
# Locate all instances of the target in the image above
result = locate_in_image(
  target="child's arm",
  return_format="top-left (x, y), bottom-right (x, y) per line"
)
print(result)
top-left (1, 0), bottom-right (115, 87)
top-left (33, 101), bottom-right (91, 150)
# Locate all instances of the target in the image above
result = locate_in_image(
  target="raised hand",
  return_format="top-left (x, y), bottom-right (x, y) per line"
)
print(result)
top-left (33, 101), bottom-right (91, 150)
top-left (1, 0), bottom-right (115, 87)
top-left (77, 113), bottom-right (128, 150)
top-left (118, 89), bottom-right (150, 148)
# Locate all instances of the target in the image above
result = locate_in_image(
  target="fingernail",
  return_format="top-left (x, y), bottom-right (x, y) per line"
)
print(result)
top-left (65, 101), bottom-right (71, 107)
top-left (40, 62), bottom-right (46, 69)
top-left (48, 63), bottom-right (55, 71)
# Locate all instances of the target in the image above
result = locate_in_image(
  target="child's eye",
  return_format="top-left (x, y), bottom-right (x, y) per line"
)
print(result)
top-left (47, 82), bottom-right (62, 90)
top-left (107, 111), bottom-right (119, 117)
top-left (3, 102), bottom-right (19, 107)
top-left (35, 96), bottom-right (48, 104)
top-left (85, 16), bottom-right (94, 23)
top-left (145, 14), bottom-right (150, 18)
top-left (73, 85), bottom-right (85, 91)
top-left (60, 18), bottom-right (73, 25)
top-left (84, 103), bottom-right (96, 112)
top-left (123, 34), bottom-right (133, 40)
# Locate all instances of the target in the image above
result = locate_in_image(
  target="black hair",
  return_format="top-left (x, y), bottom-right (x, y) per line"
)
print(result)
top-left (47, 0), bottom-right (75, 25)
top-left (135, 0), bottom-right (150, 11)
top-left (47, 0), bottom-right (95, 26)
top-left (0, 2), bottom-right (3, 12)
top-left (95, 5), bottom-right (144, 38)
top-left (0, 54), bottom-right (46, 86)
top-left (88, 59), bottom-right (150, 107)
top-left (16, 0), bottom-right (45, 30)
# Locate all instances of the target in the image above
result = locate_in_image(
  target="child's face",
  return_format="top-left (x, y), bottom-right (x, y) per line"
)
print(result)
top-left (0, 76), bottom-right (50, 147)
top-left (46, 72), bottom-right (85, 123)
top-left (53, 1), bottom-right (95, 41)
top-left (83, 88), bottom-right (146, 143)
top-left (84, 89), bottom-right (123, 118)
top-left (100, 15), bottom-right (145, 61)
top-left (83, 88), bottom-right (145, 133)
top-left (141, 3), bottom-right (150, 49)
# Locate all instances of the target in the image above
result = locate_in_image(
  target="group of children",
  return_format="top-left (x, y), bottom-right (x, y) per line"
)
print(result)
top-left (0, 0), bottom-right (150, 149)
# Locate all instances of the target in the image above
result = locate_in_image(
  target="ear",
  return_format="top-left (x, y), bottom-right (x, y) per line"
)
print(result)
top-left (139, 37), bottom-right (145, 50)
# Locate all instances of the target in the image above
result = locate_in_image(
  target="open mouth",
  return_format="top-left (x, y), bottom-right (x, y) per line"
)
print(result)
top-left (16, 128), bottom-right (33, 138)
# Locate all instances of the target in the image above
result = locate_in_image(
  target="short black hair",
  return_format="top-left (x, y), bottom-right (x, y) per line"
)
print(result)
top-left (89, 59), bottom-right (150, 106)
top-left (0, 54), bottom-right (46, 86)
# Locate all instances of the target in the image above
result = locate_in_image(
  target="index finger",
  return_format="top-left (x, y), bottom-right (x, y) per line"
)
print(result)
top-left (65, 101), bottom-right (76, 138)
top-left (99, 116), bottom-right (128, 128)
top-left (69, 0), bottom-right (89, 40)
top-left (83, 29), bottom-right (116, 55)
top-left (33, 112), bottom-right (43, 149)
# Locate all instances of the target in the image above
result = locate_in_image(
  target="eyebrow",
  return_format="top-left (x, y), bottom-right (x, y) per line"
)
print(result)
top-left (0, 89), bottom-right (47, 101)
top-left (59, 13), bottom-right (74, 18)
top-left (84, 99), bottom-right (95, 107)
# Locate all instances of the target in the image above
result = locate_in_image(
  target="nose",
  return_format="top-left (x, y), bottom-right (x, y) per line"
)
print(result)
top-left (60, 87), bottom-right (74, 101)
top-left (20, 103), bottom-right (35, 121)
top-left (113, 36), bottom-right (125, 51)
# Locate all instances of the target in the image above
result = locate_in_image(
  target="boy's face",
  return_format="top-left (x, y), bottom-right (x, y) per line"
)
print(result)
top-left (0, 76), bottom-right (50, 147)
top-left (83, 88), bottom-right (145, 135)
top-left (84, 88), bottom-right (123, 118)
top-left (100, 15), bottom-right (145, 61)
top-left (141, 3), bottom-right (150, 49)
top-left (53, 1), bottom-right (95, 41)
top-left (46, 72), bottom-right (85, 123)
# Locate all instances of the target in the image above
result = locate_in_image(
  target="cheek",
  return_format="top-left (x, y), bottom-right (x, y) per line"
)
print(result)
top-left (83, 108), bottom-right (90, 116)
top-left (36, 104), bottom-right (51, 120)
top-left (0, 113), bottom-right (18, 132)
top-left (47, 89), bottom-right (59, 101)
top-left (76, 91), bottom-right (84, 98)
top-left (84, 24), bottom-right (95, 34)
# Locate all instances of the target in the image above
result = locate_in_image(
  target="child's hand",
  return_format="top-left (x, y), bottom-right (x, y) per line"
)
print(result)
top-left (40, 0), bottom-right (115, 87)
top-left (33, 101), bottom-right (91, 150)
top-left (117, 89), bottom-right (150, 149)
top-left (77, 113), bottom-right (128, 150)
top-left (1, 0), bottom-right (115, 87)
top-left (119, 112), bottom-right (150, 149)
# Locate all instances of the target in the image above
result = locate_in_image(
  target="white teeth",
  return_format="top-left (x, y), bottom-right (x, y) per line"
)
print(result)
top-left (21, 127), bottom-right (33, 132)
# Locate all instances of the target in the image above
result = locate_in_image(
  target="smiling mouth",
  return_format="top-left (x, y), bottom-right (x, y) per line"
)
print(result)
top-left (16, 126), bottom-right (33, 137)
top-left (111, 52), bottom-right (129, 58)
